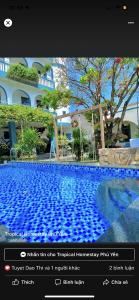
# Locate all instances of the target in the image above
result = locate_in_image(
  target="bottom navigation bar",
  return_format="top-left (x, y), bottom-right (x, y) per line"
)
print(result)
top-left (44, 296), bottom-right (95, 299)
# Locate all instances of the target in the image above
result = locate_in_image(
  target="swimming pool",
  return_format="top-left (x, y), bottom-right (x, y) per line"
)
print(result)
top-left (0, 162), bottom-right (139, 243)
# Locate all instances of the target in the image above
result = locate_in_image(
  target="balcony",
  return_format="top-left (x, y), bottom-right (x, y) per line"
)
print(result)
top-left (0, 60), bottom-right (55, 90)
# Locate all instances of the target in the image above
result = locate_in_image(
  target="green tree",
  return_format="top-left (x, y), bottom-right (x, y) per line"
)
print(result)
top-left (72, 127), bottom-right (87, 161)
top-left (0, 104), bottom-right (53, 130)
top-left (41, 88), bottom-right (72, 111)
top-left (57, 57), bottom-right (139, 147)
top-left (0, 105), bottom-right (54, 152)
top-left (15, 128), bottom-right (45, 157)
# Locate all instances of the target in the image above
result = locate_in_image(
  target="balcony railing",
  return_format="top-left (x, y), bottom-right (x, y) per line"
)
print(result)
top-left (0, 61), bottom-right (9, 72)
top-left (0, 60), bottom-right (55, 89)
top-left (38, 77), bottom-right (55, 89)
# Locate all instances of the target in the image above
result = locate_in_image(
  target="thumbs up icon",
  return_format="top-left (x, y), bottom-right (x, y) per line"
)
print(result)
top-left (12, 279), bottom-right (20, 286)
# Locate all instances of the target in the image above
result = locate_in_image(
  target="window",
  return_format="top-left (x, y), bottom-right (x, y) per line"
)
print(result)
top-left (36, 99), bottom-right (42, 107)
top-left (4, 131), bottom-right (9, 139)
top-left (122, 124), bottom-right (131, 141)
top-left (21, 96), bottom-right (30, 106)
top-left (62, 111), bottom-right (66, 115)
top-left (36, 127), bottom-right (45, 133)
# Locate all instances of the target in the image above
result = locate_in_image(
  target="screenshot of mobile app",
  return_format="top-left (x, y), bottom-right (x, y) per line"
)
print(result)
top-left (0, 1), bottom-right (139, 299)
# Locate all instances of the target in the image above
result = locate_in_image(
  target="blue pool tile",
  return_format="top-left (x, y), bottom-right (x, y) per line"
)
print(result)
top-left (0, 162), bottom-right (139, 242)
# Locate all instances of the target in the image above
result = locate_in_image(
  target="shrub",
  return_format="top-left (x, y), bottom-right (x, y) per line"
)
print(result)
top-left (58, 134), bottom-right (69, 147)
top-left (0, 141), bottom-right (10, 156)
top-left (15, 128), bottom-right (45, 157)
top-left (26, 67), bottom-right (39, 82)
top-left (42, 64), bottom-right (51, 75)
top-left (7, 64), bottom-right (39, 83)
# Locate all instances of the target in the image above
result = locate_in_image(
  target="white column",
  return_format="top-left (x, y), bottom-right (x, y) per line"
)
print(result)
top-left (26, 58), bottom-right (33, 68)
top-left (29, 92), bottom-right (36, 107)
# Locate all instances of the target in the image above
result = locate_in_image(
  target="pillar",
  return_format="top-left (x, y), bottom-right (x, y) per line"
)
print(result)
top-left (8, 121), bottom-right (17, 147)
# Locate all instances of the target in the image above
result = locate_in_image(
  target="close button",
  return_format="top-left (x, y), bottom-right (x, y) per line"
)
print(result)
top-left (4, 19), bottom-right (13, 28)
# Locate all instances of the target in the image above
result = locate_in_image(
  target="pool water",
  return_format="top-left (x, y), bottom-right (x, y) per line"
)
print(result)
top-left (0, 163), bottom-right (139, 243)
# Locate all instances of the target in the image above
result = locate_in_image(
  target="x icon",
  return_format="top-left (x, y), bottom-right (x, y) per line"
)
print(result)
top-left (4, 19), bottom-right (13, 28)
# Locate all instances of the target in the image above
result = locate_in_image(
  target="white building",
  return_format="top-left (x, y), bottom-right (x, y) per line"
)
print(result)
top-left (72, 102), bottom-right (139, 146)
top-left (0, 57), bottom-right (71, 144)
top-left (116, 102), bottom-right (139, 143)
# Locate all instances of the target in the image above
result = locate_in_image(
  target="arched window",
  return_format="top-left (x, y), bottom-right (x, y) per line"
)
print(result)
top-left (12, 90), bottom-right (31, 106)
top-left (9, 58), bottom-right (28, 67)
top-left (32, 62), bottom-right (43, 75)
top-left (35, 95), bottom-right (43, 107)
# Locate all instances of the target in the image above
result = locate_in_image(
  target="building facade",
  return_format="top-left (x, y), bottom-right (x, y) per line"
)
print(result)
top-left (116, 102), bottom-right (139, 141)
top-left (0, 57), bottom-right (71, 146)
